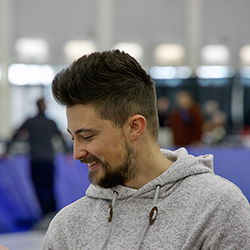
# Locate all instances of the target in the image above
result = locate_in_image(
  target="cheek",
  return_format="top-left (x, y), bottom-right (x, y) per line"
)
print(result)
top-left (110, 133), bottom-right (126, 150)
top-left (99, 135), bottom-right (126, 161)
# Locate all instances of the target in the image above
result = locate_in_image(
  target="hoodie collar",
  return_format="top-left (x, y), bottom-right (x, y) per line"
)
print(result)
top-left (86, 147), bottom-right (214, 200)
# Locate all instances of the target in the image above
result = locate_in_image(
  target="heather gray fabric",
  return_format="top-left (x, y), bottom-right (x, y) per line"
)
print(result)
top-left (41, 148), bottom-right (250, 249)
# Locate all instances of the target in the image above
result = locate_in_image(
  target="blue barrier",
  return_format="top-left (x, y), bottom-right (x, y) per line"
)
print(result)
top-left (0, 154), bottom-right (89, 233)
top-left (0, 147), bottom-right (249, 233)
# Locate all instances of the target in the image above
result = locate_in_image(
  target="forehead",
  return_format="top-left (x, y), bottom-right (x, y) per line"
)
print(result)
top-left (67, 104), bottom-right (98, 123)
top-left (66, 104), bottom-right (111, 133)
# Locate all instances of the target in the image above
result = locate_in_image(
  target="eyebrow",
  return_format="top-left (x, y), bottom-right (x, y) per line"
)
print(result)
top-left (67, 128), bottom-right (98, 135)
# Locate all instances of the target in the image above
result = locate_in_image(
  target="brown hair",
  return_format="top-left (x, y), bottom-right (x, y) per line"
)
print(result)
top-left (52, 50), bottom-right (159, 140)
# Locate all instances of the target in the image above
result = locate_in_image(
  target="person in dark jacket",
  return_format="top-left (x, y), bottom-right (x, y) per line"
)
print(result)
top-left (7, 98), bottom-right (66, 217)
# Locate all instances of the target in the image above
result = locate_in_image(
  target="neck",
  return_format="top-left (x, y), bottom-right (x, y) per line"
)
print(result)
top-left (124, 144), bottom-right (172, 189)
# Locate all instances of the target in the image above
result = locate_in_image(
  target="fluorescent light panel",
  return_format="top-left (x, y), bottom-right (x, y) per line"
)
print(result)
top-left (239, 45), bottom-right (250, 66)
top-left (113, 42), bottom-right (143, 63)
top-left (8, 64), bottom-right (54, 85)
top-left (15, 37), bottom-right (49, 63)
top-left (201, 45), bottom-right (230, 65)
top-left (64, 40), bottom-right (97, 63)
top-left (196, 66), bottom-right (235, 79)
top-left (154, 44), bottom-right (185, 66)
top-left (150, 66), bottom-right (192, 79)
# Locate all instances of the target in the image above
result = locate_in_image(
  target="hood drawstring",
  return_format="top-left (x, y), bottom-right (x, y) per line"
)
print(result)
top-left (100, 190), bottom-right (118, 250)
top-left (108, 190), bottom-right (118, 222)
top-left (100, 186), bottom-right (161, 250)
top-left (135, 184), bottom-right (161, 250)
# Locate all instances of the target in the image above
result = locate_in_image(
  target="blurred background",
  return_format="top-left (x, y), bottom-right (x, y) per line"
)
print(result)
top-left (1, 0), bottom-right (250, 249)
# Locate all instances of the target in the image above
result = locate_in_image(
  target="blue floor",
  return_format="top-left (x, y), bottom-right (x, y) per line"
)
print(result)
top-left (0, 231), bottom-right (45, 250)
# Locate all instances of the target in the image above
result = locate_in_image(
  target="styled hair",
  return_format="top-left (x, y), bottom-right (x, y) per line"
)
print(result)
top-left (52, 50), bottom-right (159, 140)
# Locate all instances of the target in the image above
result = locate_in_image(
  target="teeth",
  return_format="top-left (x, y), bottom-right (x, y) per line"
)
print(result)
top-left (87, 162), bottom-right (97, 167)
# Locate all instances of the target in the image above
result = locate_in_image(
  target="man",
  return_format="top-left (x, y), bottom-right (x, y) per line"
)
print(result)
top-left (42, 50), bottom-right (250, 249)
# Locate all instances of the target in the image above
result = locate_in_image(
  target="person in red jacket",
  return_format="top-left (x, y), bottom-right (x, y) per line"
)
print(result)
top-left (171, 90), bottom-right (203, 146)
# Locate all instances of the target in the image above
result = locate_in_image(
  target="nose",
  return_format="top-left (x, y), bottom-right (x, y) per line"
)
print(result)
top-left (73, 140), bottom-right (88, 160)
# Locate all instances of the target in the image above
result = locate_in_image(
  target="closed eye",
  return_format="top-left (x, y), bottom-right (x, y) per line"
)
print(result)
top-left (82, 135), bottom-right (93, 141)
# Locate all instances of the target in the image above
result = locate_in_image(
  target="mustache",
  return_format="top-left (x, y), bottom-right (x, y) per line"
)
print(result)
top-left (80, 155), bottom-right (101, 164)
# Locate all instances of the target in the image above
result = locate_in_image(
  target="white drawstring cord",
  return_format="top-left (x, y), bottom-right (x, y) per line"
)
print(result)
top-left (100, 190), bottom-right (118, 250)
top-left (135, 185), bottom-right (161, 250)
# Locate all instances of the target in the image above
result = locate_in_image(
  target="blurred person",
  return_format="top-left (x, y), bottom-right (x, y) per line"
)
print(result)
top-left (42, 50), bottom-right (250, 249)
top-left (157, 96), bottom-right (173, 148)
top-left (202, 99), bottom-right (220, 123)
top-left (243, 108), bottom-right (250, 128)
top-left (240, 109), bottom-right (250, 146)
top-left (202, 100), bottom-right (228, 145)
top-left (157, 96), bottom-right (171, 127)
top-left (6, 98), bottom-right (67, 223)
top-left (171, 90), bottom-right (203, 146)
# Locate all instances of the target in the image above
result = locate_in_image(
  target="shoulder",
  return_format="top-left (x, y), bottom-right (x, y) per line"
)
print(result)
top-left (188, 172), bottom-right (247, 200)
top-left (183, 173), bottom-right (250, 225)
top-left (196, 174), bottom-right (250, 247)
top-left (48, 194), bottom-right (104, 227)
top-left (42, 197), bottom-right (88, 246)
top-left (177, 173), bottom-right (250, 247)
top-left (42, 194), bottom-right (110, 247)
top-left (173, 172), bottom-right (250, 217)
top-left (54, 196), bottom-right (89, 220)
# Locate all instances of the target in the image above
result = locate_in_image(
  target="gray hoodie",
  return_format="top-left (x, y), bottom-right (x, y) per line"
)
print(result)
top-left (41, 148), bottom-right (250, 249)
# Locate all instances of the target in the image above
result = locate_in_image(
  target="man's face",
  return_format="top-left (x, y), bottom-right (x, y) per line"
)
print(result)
top-left (66, 104), bottom-right (138, 188)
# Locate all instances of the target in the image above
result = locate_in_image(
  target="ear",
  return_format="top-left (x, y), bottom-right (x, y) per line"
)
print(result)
top-left (128, 115), bottom-right (146, 142)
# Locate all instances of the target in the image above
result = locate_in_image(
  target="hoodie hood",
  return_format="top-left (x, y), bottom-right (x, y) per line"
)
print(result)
top-left (86, 147), bottom-right (214, 200)
top-left (85, 147), bottom-right (214, 250)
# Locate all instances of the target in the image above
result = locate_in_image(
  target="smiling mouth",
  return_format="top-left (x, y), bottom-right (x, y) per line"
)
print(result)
top-left (87, 161), bottom-right (99, 171)
top-left (87, 161), bottom-right (97, 167)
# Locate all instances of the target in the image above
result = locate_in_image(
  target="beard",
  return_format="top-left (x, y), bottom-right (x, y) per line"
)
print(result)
top-left (86, 141), bottom-right (138, 188)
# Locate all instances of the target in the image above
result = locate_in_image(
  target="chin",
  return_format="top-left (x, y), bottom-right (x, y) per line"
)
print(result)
top-left (88, 170), bottom-right (103, 185)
